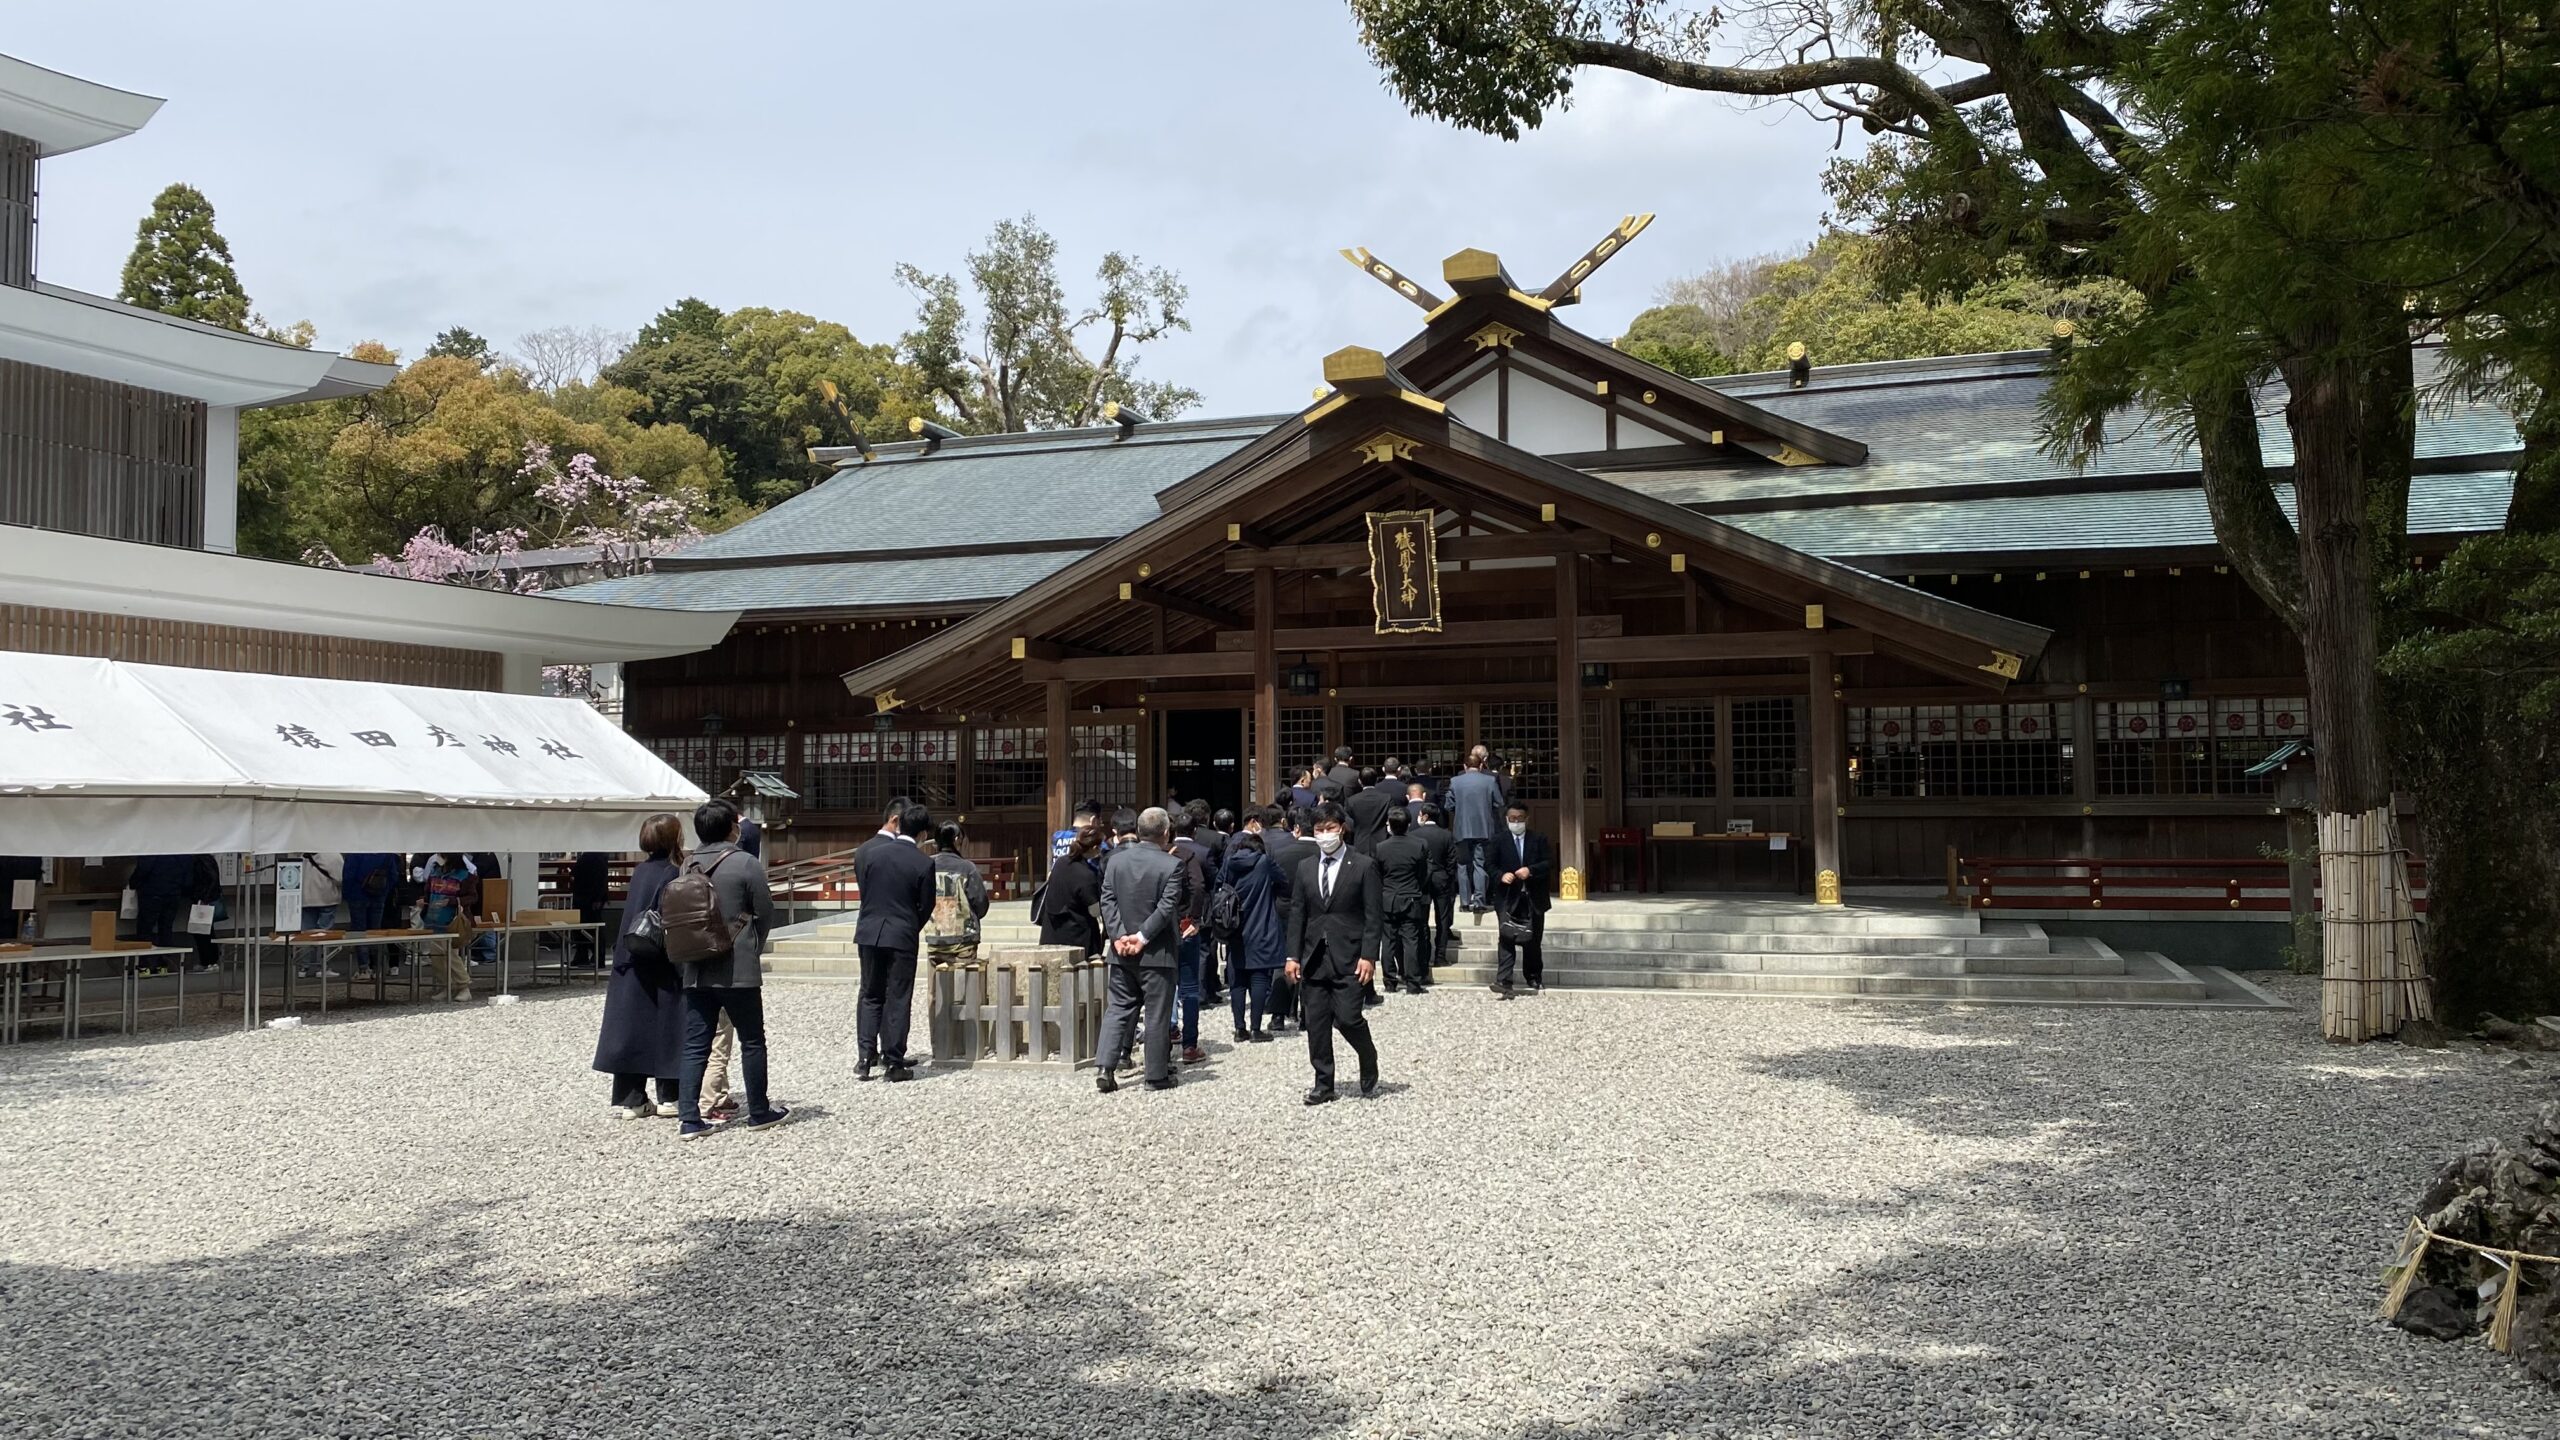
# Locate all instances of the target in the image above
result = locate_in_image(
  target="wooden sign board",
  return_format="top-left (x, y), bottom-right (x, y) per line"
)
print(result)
top-left (1365, 509), bottom-right (1442, 634)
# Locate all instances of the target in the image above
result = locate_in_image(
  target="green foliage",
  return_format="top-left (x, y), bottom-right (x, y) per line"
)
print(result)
top-left (117, 183), bottom-right (250, 331)
top-left (1729, 234), bottom-right (2139, 372)
top-left (896, 215), bottom-right (1201, 433)
top-left (602, 300), bottom-right (918, 507)
top-left (2381, 534), bottom-right (2560, 1018)
top-left (1347, 0), bottom-right (1584, 141)
top-left (425, 326), bottom-right (492, 366)
top-left (1613, 303), bottom-right (1730, 379)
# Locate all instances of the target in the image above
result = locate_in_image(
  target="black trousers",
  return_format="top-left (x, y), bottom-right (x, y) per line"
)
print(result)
top-left (1382, 907), bottom-right (1430, 989)
top-left (1496, 904), bottom-right (1546, 990)
top-left (857, 945), bottom-right (919, 1066)
top-left (609, 1073), bottom-right (677, 1107)
top-left (1432, 888), bottom-right (1455, 957)
top-left (1302, 965), bottom-right (1378, 1093)
top-left (1094, 958), bottom-right (1176, 1082)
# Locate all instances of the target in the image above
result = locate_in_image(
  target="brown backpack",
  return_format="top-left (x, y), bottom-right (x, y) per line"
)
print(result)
top-left (660, 851), bottom-right (738, 964)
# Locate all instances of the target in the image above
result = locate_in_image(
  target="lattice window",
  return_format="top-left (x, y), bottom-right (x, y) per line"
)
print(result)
top-left (1851, 704), bottom-right (2070, 797)
top-left (1621, 699), bottom-right (1717, 800)
top-left (1071, 723), bottom-right (1139, 808)
top-left (1729, 697), bottom-right (1803, 799)
top-left (648, 735), bottom-right (763, 795)
top-left (1479, 701), bottom-right (1559, 802)
top-left (802, 729), bottom-right (959, 816)
top-left (2096, 696), bottom-right (2305, 796)
top-left (972, 726), bottom-right (1046, 808)
top-left (1280, 708), bottom-right (1327, 786)
top-left (1344, 705), bottom-right (1464, 774)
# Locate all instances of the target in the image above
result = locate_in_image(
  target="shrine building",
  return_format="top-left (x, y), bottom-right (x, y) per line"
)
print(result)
top-left (556, 222), bottom-right (2519, 902)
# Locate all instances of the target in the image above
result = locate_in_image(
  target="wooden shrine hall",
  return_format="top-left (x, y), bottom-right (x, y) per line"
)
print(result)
top-left (562, 217), bottom-right (2521, 904)
top-left (837, 305), bottom-right (2051, 903)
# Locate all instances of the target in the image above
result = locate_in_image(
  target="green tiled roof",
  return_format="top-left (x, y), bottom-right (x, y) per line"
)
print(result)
top-left (550, 550), bottom-right (1086, 613)
top-left (1715, 469), bottom-right (2514, 561)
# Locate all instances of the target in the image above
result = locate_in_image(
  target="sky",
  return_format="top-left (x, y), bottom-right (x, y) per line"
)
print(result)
top-left (13, 0), bottom-right (1841, 416)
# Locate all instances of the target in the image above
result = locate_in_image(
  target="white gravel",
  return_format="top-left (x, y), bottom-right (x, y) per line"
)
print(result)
top-left (2, 973), bottom-right (2552, 1438)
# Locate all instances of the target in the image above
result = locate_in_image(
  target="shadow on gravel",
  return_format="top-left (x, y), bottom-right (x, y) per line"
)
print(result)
top-left (0, 1205), bottom-right (1354, 1439)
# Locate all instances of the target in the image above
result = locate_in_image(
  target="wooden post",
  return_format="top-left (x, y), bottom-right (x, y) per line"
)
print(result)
top-left (1044, 678), bottom-right (1070, 837)
top-left (1556, 552), bottom-right (1586, 900)
top-left (2071, 690), bottom-right (2099, 855)
top-left (1253, 567), bottom-right (1278, 809)
top-left (1807, 648), bottom-right (1843, 904)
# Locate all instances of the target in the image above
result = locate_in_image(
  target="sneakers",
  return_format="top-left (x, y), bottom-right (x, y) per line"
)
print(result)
top-left (679, 1121), bottom-right (716, 1142)
top-left (651, 1101), bottom-right (681, 1119)
top-left (1182, 1046), bottom-right (1207, 1066)
top-left (613, 1102), bottom-right (653, 1121)
top-left (744, 1104), bottom-right (793, 1133)
top-left (452, 988), bottom-right (475, 1003)
top-left (705, 1095), bottom-right (740, 1122)
top-left (885, 1065), bottom-right (915, 1083)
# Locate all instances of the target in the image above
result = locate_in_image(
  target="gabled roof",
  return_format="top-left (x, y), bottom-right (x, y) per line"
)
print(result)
top-left (836, 389), bottom-right (2050, 718)
top-left (0, 53), bottom-right (162, 156)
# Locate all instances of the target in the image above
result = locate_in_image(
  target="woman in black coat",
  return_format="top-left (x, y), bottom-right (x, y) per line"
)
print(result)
top-left (1036, 828), bottom-right (1105, 958)
top-left (591, 813), bottom-right (688, 1119)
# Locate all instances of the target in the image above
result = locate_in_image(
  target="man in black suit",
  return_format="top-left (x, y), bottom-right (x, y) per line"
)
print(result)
top-left (1372, 806), bottom-right (1433, 995)
top-left (1098, 806), bottom-right (1189, 1092)
top-left (1284, 803), bottom-right (1383, 1105)
top-left (852, 797), bottom-right (939, 1080)
top-left (1412, 802), bottom-right (1457, 967)
top-left (1261, 809), bottom-right (1313, 1034)
top-left (1487, 800), bottom-right (1554, 999)
top-left (1320, 747), bottom-right (1359, 804)
top-left (1345, 766), bottom-right (1395, 856)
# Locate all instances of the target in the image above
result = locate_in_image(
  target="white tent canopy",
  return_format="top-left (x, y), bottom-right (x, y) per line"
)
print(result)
top-left (0, 651), bottom-right (705, 855)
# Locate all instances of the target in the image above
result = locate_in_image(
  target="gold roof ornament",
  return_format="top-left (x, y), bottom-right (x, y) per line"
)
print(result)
top-left (1469, 321), bottom-right (1524, 351)
top-left (1356, 433), bottom-right (1424, 465)
top-left (1337, 246), bottom-right (1446, 313)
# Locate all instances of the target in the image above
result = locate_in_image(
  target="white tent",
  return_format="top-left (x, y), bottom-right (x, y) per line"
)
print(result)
top-left (0, 651), bottom-right (705, 854)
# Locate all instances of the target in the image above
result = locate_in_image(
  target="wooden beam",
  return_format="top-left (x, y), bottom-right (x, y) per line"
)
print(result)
top-left (1808, 648), bottom-right (1842, 904)
top-left (1023, 651), bottom-right (1256, 682)
top-left (1120, 580), bottom-right (1245, 631)
top-left (1011, 637), bottom-right (1108, 663)
top-left (1224, 530), bottom-right (1611, 572)
top-left (1252, 567), bottom-right (1277, 809)
top-left (1224, 520), bottom-right (1276, 548)
top-left (1579, 631), bottom-right (1873, 664)
top-left (1218, 615), bottom-right (1623, 653)
top-left (1556, 552), bottom-right (1586, 894)
top-left (1045, 678), bottom-right (1070, 836)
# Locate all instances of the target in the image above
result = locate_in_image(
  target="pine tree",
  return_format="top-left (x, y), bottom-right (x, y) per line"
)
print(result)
top-left (118, 183), bottom-right (250, 331)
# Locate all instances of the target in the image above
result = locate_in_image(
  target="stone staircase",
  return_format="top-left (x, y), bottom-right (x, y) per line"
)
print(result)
top-left (767, 897), bottom-right (2285, 1009)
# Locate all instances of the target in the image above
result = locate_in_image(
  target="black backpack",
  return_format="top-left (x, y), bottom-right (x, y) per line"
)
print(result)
top-left (1208, 873), bottom-right (1244, 940)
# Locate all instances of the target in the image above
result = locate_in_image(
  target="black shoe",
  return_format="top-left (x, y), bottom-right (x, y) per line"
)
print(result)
top-left (1360, 1068), bottom-right (1380, 1097)
top-left (1234, 1027), bottom-right (1249, 1043)
top-left (1247, 1029), bottom-right (1274, 1043)
top-left (1487, 982), bottom-right (1510, 996)
top-left (1144, 1075), bottom-right (1177, 1091)
top-left (1096, 1070), bottom-right (1119, 1094)
top-left (1303, 1085), bottom-right (1338, 1106)
top-left (885, 1065), bottom-right (915, 1083)
top-left (857, 1061), bottom-right (877, 1082)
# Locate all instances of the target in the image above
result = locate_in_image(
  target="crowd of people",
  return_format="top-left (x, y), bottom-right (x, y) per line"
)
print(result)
top-left (583, 743), bottom-right (1560, 1136)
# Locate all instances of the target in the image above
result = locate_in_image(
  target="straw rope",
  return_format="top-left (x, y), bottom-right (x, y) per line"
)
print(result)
top-left (2380, 1217), bottom-right (2560, 1354)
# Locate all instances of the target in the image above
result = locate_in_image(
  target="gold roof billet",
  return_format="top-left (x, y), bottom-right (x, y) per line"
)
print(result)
top-left (1468, 321), bottom-right (1524, 351)
top-left (1397, 390), bottom-right (1447, 413)
top-left (1323, 346), bottom-right (1391, 385)
top-left (1356, 432), bottom-right (1424, 464)
top-left (1442, 247), bottom-right (1507, 286)
top-left (1979, 650), bottom-right (2024, 680)
top-left (1303, 393), bottom-right (1352, 425)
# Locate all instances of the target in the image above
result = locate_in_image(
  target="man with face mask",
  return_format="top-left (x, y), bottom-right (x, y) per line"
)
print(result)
top-left (1487, 801), bottom-right (1554, 998)
top-left (1283, 803), bottom-right (1384, 1105)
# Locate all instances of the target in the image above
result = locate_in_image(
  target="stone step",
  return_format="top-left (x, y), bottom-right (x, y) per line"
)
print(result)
top-left (1432, 947), bottom-right (2125, 978)
top-left (1430, 949), bottom-right (2209, 1004)
top-left (969, 902), bottom-right (1986, 938)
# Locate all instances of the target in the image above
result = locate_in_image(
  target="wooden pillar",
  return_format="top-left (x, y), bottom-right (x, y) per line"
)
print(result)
top-left (1044, 678), bottom-right (1070, 836)
top-left (1556, 552), bottom-right (1586, 900)
top-left (1252, 567), bottom-right (1278, 811)
top-left (2071, 689), bottom-right (2099, 856)
top-left (1808, 649), bottom-right (1843, 903)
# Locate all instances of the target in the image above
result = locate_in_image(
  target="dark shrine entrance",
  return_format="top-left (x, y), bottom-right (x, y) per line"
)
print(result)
top-left (1164, 707), bottom-right (1244, 815)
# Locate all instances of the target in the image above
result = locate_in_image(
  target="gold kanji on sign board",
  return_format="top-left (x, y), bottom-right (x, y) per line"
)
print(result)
top-left (1365, 509), bottom-right (1442, 635)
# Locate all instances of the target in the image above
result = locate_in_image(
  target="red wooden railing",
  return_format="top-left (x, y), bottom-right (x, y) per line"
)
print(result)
top-left (1958, 855), bottom-right (2429, 913)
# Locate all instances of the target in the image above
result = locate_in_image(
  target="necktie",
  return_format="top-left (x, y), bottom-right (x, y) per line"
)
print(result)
top-left (1323, 856), bottom-right (1336, 902)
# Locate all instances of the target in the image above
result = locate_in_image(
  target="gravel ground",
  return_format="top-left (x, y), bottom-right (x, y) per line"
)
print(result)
top-left (2, 973), bottom-right (2553, 1439)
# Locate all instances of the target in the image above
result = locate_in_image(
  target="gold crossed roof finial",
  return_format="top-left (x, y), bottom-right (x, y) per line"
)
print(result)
top-left (1337, 214), bottom-right (1655, 316)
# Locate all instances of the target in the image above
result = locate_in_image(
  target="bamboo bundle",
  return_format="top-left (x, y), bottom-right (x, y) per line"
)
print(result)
top-left (2320, 805), bottom-right (2431, 1042)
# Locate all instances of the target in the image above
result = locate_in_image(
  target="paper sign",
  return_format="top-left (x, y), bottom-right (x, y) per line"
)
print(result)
top-left (187, 902), bottom-right (216, 935)
top-left (9, 878), bottom-right (33, 910)
top-left (1769, 835), bottom-right (1788, 851)
top-left (218, 853), bottom-right (241, 887)
top-left (275, 859), bottom-right (305, 934)
top-left (1726, 819), bottom-right (1755, 835)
